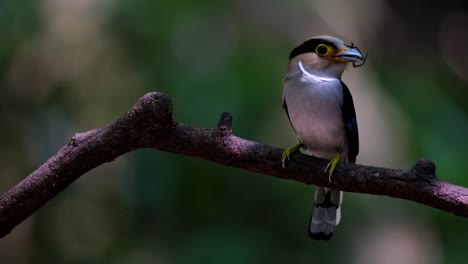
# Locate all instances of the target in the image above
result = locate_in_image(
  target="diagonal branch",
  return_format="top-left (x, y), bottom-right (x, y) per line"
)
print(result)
top-left (0, 92), bottom-right (467, 238)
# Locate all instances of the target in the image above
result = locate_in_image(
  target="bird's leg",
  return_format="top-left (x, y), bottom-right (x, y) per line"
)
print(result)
top-left (281, 143), bottom-right (303, 168)
top-left (325, 152), bottom-right (341, 182)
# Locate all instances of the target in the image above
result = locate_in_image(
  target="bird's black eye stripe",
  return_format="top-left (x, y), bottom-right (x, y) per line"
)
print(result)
top-left (289, 39), bottom-right (337, 59)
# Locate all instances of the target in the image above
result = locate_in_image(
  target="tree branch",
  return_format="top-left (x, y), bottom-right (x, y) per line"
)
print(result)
top-left (1, 92), bottom-right (467, 238)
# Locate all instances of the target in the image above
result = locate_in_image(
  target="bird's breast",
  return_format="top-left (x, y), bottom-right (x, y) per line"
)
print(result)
top-left (283, 78), bottom-right (348, 159)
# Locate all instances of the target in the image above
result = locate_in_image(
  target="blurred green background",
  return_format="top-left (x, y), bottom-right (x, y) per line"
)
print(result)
top-left (1, 0), bottom-right (468, 263)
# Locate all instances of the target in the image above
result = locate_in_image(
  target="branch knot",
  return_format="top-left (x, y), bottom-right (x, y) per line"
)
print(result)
top-left (214, 112), bottom-right (233, 138)
top-left (143, 92), bottom-right (173, 129)
top-left (411, 159), bottom-right (436, 179)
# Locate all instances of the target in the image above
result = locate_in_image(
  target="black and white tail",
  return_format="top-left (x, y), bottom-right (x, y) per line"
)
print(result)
top-left (308, 187), bottom-right (342, 240)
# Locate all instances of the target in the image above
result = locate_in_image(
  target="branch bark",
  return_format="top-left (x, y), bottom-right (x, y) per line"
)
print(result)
top-left (1, 92), bottom-right (467, 238)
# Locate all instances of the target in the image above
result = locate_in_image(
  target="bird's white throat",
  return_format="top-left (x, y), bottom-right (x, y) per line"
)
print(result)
top-left (298, 61), bottom-right (338, 83)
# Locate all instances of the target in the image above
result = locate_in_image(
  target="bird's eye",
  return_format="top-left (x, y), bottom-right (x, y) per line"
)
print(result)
top-left (315, 44), bottom-right (329, 56)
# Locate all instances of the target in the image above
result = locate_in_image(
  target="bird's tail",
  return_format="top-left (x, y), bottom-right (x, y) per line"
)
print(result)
top-left (308, 187), bottom-right (342, 240)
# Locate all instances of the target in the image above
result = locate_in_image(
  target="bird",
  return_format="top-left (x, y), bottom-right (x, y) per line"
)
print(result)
top-left (281, 35), bottom-right (365, 240)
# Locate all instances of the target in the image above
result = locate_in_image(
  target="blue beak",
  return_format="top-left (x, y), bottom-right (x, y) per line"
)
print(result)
top-left (335, 48), bottom-right (363, 62)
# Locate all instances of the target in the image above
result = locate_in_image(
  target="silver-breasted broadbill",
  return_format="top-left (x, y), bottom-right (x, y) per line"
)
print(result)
top-left (282, 35), bottom-right (365, 240)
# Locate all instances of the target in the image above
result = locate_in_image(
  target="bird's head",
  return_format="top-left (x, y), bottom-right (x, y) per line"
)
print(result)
top-left (288, 35), bottom-right (366, 79)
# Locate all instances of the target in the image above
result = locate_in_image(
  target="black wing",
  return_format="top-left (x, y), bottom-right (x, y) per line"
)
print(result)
top-left (340, 81), bottom-right (359, 163)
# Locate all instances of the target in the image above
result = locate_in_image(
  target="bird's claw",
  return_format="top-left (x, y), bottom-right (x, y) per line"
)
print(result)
top-left (325, 153), bottom-right (341, 182)
top-left (281, 143), bottom-right (303, 168)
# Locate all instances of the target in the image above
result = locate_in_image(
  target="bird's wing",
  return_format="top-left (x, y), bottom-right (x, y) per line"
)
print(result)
top-left (282, 96), bottom-right (296, 134)
top-left (340, 81), bottom-right (359, 163)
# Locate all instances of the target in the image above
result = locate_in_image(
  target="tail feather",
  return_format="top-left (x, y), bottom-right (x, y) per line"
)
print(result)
top-left (308, 187), bottom-right (342, 240)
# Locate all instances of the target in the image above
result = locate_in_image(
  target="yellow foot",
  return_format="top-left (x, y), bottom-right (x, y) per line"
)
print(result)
top-left (325, 152), bottom-right (341, 182)
top-left (281, 143), bottom-right (303, 168)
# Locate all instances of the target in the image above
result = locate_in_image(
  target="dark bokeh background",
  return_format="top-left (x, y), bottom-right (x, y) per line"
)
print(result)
top-left (1, 0), bottom-right (468, 263)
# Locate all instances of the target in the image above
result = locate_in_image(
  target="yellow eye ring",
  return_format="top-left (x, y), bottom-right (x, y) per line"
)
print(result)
top-left (315, 44), bottom-right (329, 56)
